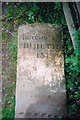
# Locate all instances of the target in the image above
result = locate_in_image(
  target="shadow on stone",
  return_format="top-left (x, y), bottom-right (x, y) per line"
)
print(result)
top-left (24, 85), bottom-right (67, 118)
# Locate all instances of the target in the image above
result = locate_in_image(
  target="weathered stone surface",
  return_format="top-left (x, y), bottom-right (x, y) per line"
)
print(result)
top-left (15, 23), bottom-right (67, 118)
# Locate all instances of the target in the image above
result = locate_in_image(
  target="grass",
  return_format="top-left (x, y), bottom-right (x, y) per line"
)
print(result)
top-left (2, 33), bottom-right (17, 118)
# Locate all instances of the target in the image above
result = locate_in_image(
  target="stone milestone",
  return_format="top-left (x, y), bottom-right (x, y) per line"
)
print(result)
top-left (15, 23), bottom-right (67, 118)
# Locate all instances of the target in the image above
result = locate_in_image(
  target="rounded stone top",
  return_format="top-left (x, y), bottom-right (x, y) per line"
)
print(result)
top-left (18, 22), bottom-right (62, 33)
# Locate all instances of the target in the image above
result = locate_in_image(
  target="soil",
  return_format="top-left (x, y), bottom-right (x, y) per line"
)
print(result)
top-left (2, 3), bottom-right (17, 111)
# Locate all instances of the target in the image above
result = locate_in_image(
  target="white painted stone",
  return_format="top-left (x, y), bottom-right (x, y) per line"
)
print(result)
top-left (15, 23), bottom-right (67, 118)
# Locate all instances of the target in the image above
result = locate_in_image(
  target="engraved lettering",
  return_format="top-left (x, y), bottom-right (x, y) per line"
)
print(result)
top-left (47, 44), bottom-right (52, 49)
top-left (47, 44), bottom-right (49, 49)
top-left (37, 53), bottom-right (39, 58)
top-left (23, 35), bottom-right (48, 41)
top-left (41, 44), bottom-right (45, 49)
top-left (40, 53), bottom-right (45, 58)
top-left (23, 35), bottom-right (30, 40)
top-left (32, 36), bottom-right (35, 40)
top-left (27, 43), bottom-right (29, 48)
top-left (44, 36), bottom-right (47, 39)
top-left (37, 44), bottom-right (39, 49)
top-left (30, 43), bottom-right (31, 48)
top-left (25, 36), bottom-right (30, 40)
top-left (35, 36), bottom-right (39, 40)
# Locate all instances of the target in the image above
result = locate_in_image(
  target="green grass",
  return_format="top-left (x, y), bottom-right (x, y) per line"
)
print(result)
top-left (2, 33), bottom-right (17, 118)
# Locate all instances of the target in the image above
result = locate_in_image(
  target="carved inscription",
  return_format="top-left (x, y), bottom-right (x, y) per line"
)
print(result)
top-left (23, 43), bottom-right (59, 49)
top-left (23, 35), bottom-right (47, 40)
top-left (22, 35), bottom-right (59, 58)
